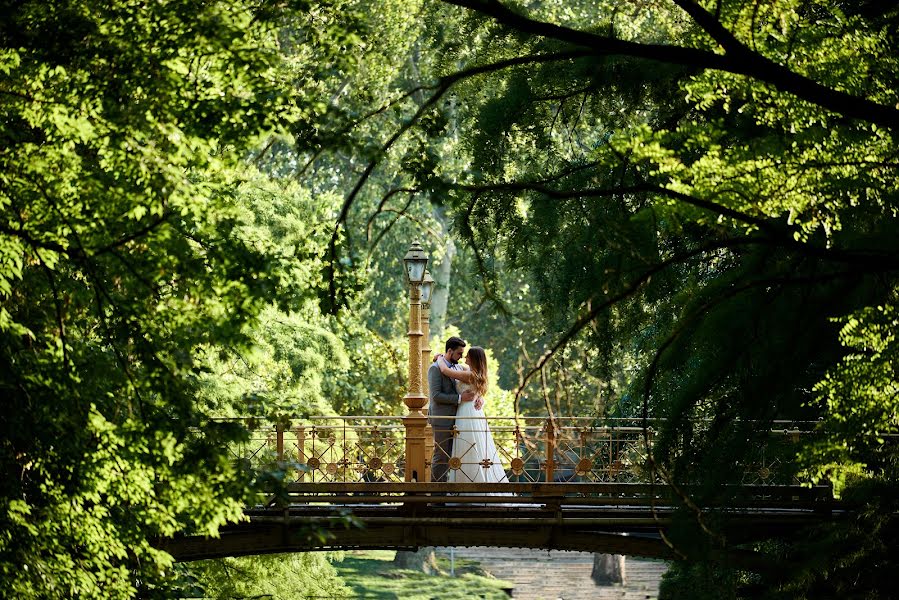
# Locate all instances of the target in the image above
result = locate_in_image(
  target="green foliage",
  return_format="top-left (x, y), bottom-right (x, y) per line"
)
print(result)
top-left (659, 560), bottom-right (740, 600)
top-left (480, 345), bottom-right (517, 418)
top-left (772, 478), bottom-right (899, 599)
top-left (319, 0), bottom-right (899, 596)
top-left (0, 0), bottom-right (365, 597)
top-left (325, 319), bottom-right (408, 417)
top-left (800, 301), bottom-right (899, 495)
top-left (182, 552), bottom-right (351, 599)
top-left (192, 168), bottom-right (351, 419)
top-left (198, 306), bottom-right (349, 418)
top-left (660, 479), bottom-right (899, 599)
top-left (5, 0), bottom-right (899, 597)
top-left (0, 408), bottom-right (247, 599)
top-left (334, 549), bottom-right (515, 599)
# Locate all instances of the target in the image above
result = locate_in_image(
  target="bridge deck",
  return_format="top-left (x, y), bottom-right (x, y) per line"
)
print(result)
top-left (160, 482), bottom-right (837, 566)
top-left (276, 481), bottom-right (833, 508)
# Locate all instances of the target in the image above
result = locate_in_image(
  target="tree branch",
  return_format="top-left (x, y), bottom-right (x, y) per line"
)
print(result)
top-left (443, 0), bottom-right (731, 69)
top-left (367, 205), bottom-right (445, 258)
top-left (365, 187), bottom-right (420, 242)
top-left (0, 223), bottom-right (79, 258)
top-left (452, 180), bottom-right (899, 270)
top-left (511, 236), bottom-right (775, 405)
top-left (442, 0), bottom-right (899, 130)
top-left (326, 49), bottom-right (592, 310)
top-left (454, 180), bottom-right (778, 232)
top-left (670, 0), bottom-right (745, 54)
top-left (91, 212), bottom-right (172, 256)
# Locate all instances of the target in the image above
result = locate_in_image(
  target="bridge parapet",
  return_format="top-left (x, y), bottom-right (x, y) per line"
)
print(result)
top-left (216, 417), bottom-right (820, 488)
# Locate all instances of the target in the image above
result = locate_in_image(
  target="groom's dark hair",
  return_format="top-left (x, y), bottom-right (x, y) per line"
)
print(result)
top-left (445, 336), bottom-right (466, 352)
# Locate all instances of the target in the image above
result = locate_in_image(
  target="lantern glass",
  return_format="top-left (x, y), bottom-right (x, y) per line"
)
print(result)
top-left (403, 242), bottom-right (428, 284)
top-left (421, 270), bottom-right (435, 304)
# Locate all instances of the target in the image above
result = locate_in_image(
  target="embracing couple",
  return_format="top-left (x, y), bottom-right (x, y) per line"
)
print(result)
top-left (428, 336), bottom-right (508, 484)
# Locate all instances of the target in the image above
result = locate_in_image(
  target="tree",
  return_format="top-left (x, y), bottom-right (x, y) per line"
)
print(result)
top-left (392, 547), bottom-right (441, 574)
top-left (181, 552), bottom-right (351, 600)
top-left (0, 1), bottom-right (364, 597)
top-left (325, 0), bottom-right (899, 596)
top-left (592, 553), bottom-right (626, 586)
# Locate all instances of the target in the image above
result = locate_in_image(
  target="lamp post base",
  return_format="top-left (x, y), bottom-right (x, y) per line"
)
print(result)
top-left (403, 393), bottom-right (429, 482)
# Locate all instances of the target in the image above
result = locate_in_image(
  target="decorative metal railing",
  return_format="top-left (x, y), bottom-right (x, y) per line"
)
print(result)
top-left (219, 417), bottom-right (819, 487)
top-left (431, 417), bottom-right (654, 484)
top-left (221, 416), bottom-right (406, 483)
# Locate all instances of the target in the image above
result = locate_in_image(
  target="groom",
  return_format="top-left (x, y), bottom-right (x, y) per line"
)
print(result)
top-left (428, 336), bottom-right (475, 482)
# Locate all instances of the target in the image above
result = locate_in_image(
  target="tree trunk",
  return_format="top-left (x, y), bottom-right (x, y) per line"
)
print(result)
top-left (591, 553), bottom-right (626, 585)
top-left (393, 548), bottom-right (439, 574)
top-left (429, 205), bottom-right (455, 339)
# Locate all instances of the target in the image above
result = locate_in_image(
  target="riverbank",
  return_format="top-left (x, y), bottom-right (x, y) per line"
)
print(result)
top-left (334, 549), bottom-right (514, 598)
top-left (435, 547), bottom-right (668, 600)
top-left (333, 548), bottom-right (667, 599)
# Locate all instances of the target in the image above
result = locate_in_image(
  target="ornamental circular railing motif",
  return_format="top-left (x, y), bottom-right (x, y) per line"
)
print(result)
top-left (576, 458), bottom-right (592, 476)
top-left (510, 457), bottom-right (525, 475)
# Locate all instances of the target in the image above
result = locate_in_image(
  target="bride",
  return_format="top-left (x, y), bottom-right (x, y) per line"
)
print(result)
top-left (435, 346), bottom-right (509, 484)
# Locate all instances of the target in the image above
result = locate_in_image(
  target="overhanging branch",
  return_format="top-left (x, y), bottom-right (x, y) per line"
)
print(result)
top-left (326, 49), bottom-right (592, 310)
top-left (452, 180), bottom-right (899, 270)
top-left (511, 236), bottom-right (775, 404)
top-left (442, 0), bottom-right (899, 130)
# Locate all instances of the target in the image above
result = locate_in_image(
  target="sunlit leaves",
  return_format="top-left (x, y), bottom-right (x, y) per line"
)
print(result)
top-left (0, 1), bottom-right (358, 598)
top-left (802, 302), bottom-right (899, 493)
top-left (184, 552), bottom-right (351, 600)
top-left (644, 1), bottom-right (899, 238)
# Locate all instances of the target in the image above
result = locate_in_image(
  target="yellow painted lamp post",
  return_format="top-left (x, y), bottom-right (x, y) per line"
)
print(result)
top-left (420, 270), bottom-right (435, 388)
top-left (402, 242), bottom-right (428, 482)
top-left (420, 269), bottom-right (435, 482)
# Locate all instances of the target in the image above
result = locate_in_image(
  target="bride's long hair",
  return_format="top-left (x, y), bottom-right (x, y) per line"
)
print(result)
top-left (466, 346), bottom-right (489, 398)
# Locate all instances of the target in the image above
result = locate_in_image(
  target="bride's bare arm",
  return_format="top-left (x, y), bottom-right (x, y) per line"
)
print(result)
top-left (437, 358), bottom-right (473, 383)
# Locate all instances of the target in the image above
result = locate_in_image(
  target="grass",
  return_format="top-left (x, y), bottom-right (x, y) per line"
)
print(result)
top-left (332, 550), bottom-right (514, 599)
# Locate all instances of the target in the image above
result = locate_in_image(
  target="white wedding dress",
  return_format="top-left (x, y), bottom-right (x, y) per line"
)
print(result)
top-left (448, 381), bottom-right (509, 484)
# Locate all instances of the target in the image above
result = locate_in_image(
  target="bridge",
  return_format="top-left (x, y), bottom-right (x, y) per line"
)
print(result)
top-left (159, 249), bottom-right (841, 569)
top-left (160, 416), bottom-right (837, 571)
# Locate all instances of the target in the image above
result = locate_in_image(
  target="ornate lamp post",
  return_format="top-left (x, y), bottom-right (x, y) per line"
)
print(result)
top-left (420, 269), bottom-right (435, 482)
top-left (402, 242), bottom-right (428, 482)
top-left (420, 270), bottom-right (434, 376)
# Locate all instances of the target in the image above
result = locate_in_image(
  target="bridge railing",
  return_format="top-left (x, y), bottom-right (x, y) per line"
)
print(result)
top-left (434, 417), bottom-right (655, 483)
top-left (219, 416), bottom-right (406, 483)
top-left (217, 416), bottom-right (819, 486)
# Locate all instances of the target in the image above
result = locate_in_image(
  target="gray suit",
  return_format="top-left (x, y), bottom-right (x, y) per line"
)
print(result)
top-left (428, 361), bottom-right (460, 482)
